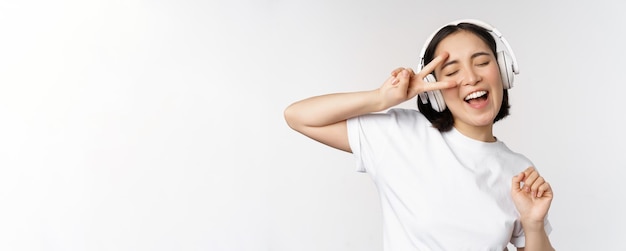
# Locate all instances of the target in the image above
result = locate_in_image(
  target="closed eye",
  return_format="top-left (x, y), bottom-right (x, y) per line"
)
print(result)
top-left (476, 60), bottom-right (490, 66)
top-left (445, 70), bottom-right (458, 77)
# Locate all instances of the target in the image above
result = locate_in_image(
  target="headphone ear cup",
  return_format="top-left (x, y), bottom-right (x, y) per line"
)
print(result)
top-left (428, 90), bottom-right (446, 112)
top-left (423, 74), bottom-right (446, 112)
top-left (497, 51), bottom-right (514, 89)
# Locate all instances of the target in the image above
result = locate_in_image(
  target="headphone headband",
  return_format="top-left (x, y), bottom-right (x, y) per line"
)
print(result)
top-left (417, 19), bottom-right (519, 74)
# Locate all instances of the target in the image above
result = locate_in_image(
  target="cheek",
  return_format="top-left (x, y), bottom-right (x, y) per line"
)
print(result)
top-left (487, 66), bottom-right (504, 87)
top-left (441, 88), bottom-right (460, 102)
top-left (491, 88), bottom-right (504, 106)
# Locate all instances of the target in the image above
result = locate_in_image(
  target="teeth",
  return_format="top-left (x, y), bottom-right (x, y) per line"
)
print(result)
top-left (464, 91), bottom-right (487, 101)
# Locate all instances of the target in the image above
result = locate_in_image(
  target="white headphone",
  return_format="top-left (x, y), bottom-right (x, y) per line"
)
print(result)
top-left (417, 19), bottom-right (519, 112)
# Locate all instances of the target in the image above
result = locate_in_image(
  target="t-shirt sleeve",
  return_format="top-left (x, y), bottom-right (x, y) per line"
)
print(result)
top-left (346, 111), bottom-right (399, 174)
top-left (346, 115), bottom-right (373, 173)
top-left (346, 109), bottom-right (423, 175)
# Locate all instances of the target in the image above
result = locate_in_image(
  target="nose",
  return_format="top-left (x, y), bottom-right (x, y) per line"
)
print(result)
top-left (460, 67), bottom-right (481, 86)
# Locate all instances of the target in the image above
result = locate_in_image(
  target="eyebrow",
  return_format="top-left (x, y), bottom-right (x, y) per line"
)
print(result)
top-left (441, 51), bottom-right (492, 70)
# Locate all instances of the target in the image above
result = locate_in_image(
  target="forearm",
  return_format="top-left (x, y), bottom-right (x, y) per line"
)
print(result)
top-left (284, 90), bottom-right (384, 129)
top-left (522, 223), bottom-right (554, 251)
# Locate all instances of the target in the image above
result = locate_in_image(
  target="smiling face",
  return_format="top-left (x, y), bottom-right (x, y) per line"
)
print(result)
top-left (433, 31), bottom-right (504, 141)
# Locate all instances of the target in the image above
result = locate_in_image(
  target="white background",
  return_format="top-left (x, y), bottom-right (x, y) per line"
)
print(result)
top-left (1, 0), bottom-right (624, 250)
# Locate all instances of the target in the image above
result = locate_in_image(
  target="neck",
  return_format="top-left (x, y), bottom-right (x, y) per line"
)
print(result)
top-left (453, 124), bottom-right (496, 142)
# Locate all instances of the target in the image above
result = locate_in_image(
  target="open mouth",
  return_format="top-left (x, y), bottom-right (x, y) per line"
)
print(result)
top-left (464, 91), bottom-right (488, 104)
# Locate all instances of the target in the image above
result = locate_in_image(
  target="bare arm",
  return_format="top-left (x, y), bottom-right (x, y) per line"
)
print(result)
top-left (284, 90), bottom-right (386, 152)
top-left (283, 53), bottom-right (456, 152)
top-left (512, 167), bottom-right (556, 251)
top-left (516, 224), bottom-right (554, 251)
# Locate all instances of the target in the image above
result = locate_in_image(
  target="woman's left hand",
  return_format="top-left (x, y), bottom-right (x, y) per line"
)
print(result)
top-left (511, 166), bottom-right (553, 227)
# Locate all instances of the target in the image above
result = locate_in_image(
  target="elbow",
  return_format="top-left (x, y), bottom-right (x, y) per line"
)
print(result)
top-left (283, 104), bottom-right (299, 130)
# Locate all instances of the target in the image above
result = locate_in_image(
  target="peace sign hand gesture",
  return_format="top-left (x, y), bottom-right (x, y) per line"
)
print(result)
top-left (377, 52), bottom-right (457, 110)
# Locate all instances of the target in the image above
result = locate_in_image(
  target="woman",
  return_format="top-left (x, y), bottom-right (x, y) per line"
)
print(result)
top-left (284, 19), bottom-right (554, 251)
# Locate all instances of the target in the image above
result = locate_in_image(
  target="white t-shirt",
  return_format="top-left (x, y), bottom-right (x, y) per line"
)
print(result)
top-left (347, 108), bottom-right (551, 251)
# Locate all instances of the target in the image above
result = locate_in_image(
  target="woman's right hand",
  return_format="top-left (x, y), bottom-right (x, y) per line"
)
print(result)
top-left (378, 52), bottom-right (458, 109)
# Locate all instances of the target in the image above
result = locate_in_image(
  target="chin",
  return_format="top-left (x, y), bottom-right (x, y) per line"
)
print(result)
top-left (471, 114), bottom-right (497, 126)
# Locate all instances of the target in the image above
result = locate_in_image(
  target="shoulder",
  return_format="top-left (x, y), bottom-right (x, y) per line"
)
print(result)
top-left (385, 108), bottom-right (423, 119)
top-left (496, 141), bottom-right (535, 172)
top-left (383, 108), bottom-right (429, 126)
top-left (349, 108), bottom-right (432, 132)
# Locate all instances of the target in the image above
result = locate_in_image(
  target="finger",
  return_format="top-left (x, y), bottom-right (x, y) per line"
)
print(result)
top-left (537, 182), bottom-right (552, 198)
top-left (418, 52), bottom-right (449, 78)
top-left (523, 171), bottom-right (539, 193)
top-left (408, 79), bottom-right (456, 99)
top-left (406, 68), bottom-right (415, 76)
top-left (530, 176), bottom-right (545, 196)
top-left (393, 69), bottom-right (410, 86)
top-left (391, 77), bottom-right (399, 85)
top-left (511, 172), bottom-right (525, 192)
top-left (384, 74), bottom-right (400, 86)
top-left (523, 166), bottom-right (537, 175)
top-left (391, 67), bottom-right (405, 77)
top-left (420, 80), bottom-right (458, 92)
